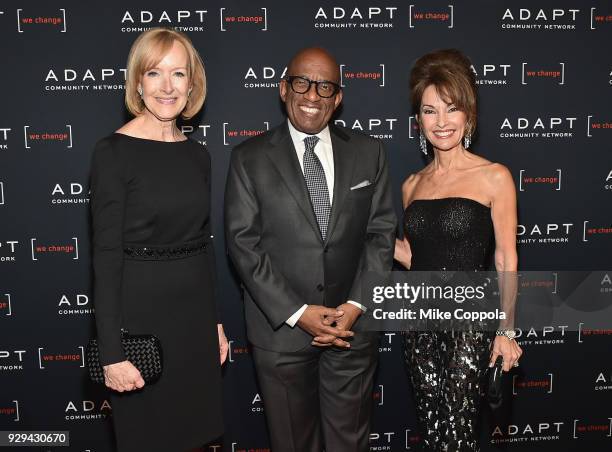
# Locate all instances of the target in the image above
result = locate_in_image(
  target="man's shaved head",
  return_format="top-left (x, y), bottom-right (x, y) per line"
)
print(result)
top-left (287, 47), bottom-right (340, 83)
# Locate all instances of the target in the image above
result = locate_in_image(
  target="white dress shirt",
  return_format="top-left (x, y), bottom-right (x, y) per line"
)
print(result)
top-left (285, 120), bottom-right (366, 327)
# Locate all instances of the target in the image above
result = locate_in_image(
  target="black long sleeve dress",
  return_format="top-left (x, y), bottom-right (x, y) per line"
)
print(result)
top-left (90, 133), bottom-right (222, 451)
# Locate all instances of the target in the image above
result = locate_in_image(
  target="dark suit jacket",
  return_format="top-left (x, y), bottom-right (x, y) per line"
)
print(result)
top-left (224, 122), bottom-right (396, 352)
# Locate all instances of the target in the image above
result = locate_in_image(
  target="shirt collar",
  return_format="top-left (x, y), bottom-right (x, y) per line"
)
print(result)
top-left (287, 119), bottom-right (331, 147)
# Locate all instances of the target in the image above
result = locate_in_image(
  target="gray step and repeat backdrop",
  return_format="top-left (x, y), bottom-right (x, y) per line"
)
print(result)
top-left (1, 1), bottom-right (611, 451)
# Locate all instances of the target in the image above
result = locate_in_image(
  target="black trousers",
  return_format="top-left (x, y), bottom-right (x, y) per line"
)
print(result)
top-left (252, 332), bottom-right (379, 452)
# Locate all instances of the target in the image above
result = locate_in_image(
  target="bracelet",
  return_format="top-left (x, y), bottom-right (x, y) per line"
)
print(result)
top-left (495, 329), bottom-right (517, 340)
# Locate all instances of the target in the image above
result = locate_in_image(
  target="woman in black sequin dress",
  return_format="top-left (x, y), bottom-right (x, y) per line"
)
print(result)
top-left (394, 49), bottom-right (522, 451)
top-left (90, 29), bottom-right (227, 451)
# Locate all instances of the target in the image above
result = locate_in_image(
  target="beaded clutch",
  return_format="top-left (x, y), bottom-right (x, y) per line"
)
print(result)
top-left (86, 330), bottom-right (163, 385)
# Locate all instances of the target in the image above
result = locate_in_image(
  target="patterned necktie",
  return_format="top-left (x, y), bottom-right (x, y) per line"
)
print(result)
top-left (302, 135), bottom-right (331, 240)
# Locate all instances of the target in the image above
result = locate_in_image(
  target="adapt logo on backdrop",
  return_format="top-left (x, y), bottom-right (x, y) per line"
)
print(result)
top-left (334, 118), bottom-right (397, 140)
top-left (340, 63), bottom-right (385, 88)
top-left (499, 116), bottom-right (576, 140)
top-left (24, 124), bottom-right (73, 149)
top-left (51, 182), bottom-right (89, 206)
top-left (15, 7), bottom-right (67, 32)
top-left (408, 4), bottom-right (454, 29)
top-left (244, 66), bottom-right (286, 89)
top-left (58, 293), bottom-right (94, 316)
top-left (518, 273), bottom-right (558, 296)
top-left (521, 62), bottom-right (566, 85)
top-left (223, 121), bottom-right (269, 146)
top-left (64, 400), bottom-right (111, 421)
top-left (38, 346), bottom-right (85, 370)
top-left (120, 8), bottom-right (268, 32)
top-left (314, 6), bottom-right (397, 29)
top-left (44, 67), bottom-right (126, 93)
top-left (31, 236), bottom-right (79, 261)
top-left (491, 421), bottom-right (565, 444)
top-left (517, 223), bottom-right (574, 246)
top-left (512, 373), bottom-right (554, 395)
top-left (220, 6), bottom-right (268, 31)
top-left (471, 63), bottom-right (512, 86)
top-left (501, 8), bottom-right (580, 30)
top-left (518, 170), bottom-right (562, 192)
top-left (472, 60), bottom-right (568, 87)
top-left (120, 9), bottom-right (209, 33)
top-left (572, 418), bottom-right (612, 439)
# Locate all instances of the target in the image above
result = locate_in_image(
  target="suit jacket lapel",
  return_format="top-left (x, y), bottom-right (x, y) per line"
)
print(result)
top-left (266, 123), bottom-right (323, 243)
top-left (327, 125), bottom-right (356, 242)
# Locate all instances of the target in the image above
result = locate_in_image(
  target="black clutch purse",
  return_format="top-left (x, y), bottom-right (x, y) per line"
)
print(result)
top-left (487, 355), bottom-right (504, 409)
top-left (86, 330), bottom-right (163, 385)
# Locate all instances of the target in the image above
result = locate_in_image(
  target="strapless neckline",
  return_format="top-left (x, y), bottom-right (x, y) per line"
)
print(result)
top-left (408, 197), bottom-right (490, 210)
top-left (403, 196), bottom-right (494, 271)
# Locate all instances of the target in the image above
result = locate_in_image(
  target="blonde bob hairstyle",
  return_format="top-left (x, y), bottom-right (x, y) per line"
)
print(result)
top-left (125, 28), bottom-right (206, 120)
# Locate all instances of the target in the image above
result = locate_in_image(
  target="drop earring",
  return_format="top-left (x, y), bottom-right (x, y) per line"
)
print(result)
top-left (419, 130), bottom-right (428, 155)
top-left (463, 132), bottom-right (471, 149)
top-left (137, 87), bottom-right (143, 97)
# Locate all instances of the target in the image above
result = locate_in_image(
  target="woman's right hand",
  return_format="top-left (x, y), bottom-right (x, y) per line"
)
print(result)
top-left (394, 238), bottom-right (411, 269)
top-left (103, 361), bottom-right (145, 392)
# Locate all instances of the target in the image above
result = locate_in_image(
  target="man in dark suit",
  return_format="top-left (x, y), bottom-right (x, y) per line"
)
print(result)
top-left (225, 47), bottom-right (396, 452)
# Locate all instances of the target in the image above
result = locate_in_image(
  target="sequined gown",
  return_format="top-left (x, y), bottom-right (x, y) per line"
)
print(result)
top-left (90, 133), bottom-right (223, 452)
top-left (403, 197), bottom-right (495, 451)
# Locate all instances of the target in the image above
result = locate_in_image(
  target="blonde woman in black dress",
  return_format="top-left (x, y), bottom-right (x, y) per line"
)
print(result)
top-left (90, 28), bottom-right (227, 452)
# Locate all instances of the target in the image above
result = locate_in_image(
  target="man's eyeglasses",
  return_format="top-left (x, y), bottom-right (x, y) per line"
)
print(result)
top-left (283, 75), bottom-right (341, 98)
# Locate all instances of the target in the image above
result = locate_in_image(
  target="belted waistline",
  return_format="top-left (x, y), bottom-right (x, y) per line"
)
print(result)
top-left (123, 238), bottom-right (208, 261)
